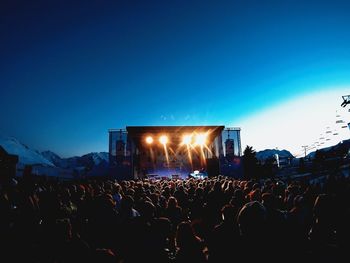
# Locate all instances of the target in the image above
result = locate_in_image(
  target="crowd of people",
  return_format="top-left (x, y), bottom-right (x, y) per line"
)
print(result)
top-left (0, 173), bottom-right (349, 263)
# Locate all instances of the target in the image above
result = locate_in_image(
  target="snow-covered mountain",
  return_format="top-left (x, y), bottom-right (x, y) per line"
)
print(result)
top-left (42, 151), bottom-right (109, 169)
top-left (0, 135), bottom-right (109, 177)
top-left (41, 150), bottom-right (63, 166)
top-left (256, 149), bottom-right (294, 161)
top-left (0, 136), bottom-right (54, 166)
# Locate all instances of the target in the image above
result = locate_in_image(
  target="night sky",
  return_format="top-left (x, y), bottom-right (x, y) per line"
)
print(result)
top-left (1, 0), bottom-right (350, 157)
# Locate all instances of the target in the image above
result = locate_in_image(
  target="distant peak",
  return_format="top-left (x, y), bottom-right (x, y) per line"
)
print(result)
top-left (41, 150), bottom-right (62, 159)
top-left (256, 149), bottom-right (294, 160)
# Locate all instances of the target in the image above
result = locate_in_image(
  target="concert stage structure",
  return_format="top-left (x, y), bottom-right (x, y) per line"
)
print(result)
top-left (108, 126), bottom-right (242, 180)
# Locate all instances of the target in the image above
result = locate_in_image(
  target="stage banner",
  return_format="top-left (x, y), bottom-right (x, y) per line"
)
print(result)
top-left (116, 140), bottom-right (125, 156)
top-left (225, 139), bottom-right (235, 155)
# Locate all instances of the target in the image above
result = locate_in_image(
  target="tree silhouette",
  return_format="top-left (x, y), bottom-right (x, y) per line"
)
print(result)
top-left (242, 146), bottom-right (258, 179)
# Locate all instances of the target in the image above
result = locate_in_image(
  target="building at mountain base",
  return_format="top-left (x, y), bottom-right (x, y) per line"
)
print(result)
top-left (0, 146), bottom-right (18, 184)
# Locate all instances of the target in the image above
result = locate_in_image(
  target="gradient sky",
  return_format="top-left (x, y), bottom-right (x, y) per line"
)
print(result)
top-left (1, 0), bottom-right (350, 157)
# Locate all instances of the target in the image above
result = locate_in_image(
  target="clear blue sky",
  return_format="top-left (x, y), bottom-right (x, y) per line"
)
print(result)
top-left (1, 0), bottom-right (350, 157)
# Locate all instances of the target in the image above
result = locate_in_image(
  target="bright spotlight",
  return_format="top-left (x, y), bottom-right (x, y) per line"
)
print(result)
top-left (159, 135), bottom-right (168, 145)
top-left (182, 134), bottom-right (192, 145)
top-left (195, 133), bottom-right (207, 146)
top-left (145, 136), bottom-right (153, 144)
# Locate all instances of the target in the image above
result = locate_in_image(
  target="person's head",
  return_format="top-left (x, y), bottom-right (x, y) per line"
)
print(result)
top-left (249, 189), bottom-right (261, 202)
top-left (150, 193), bottom-right (159, 204)
top-left (221, 204), bottom-right (236, 222)
top-left (139, 200), bottom-right (156, 220)
top-left (238, 201), bottom-right (266, 239)
top-left (234, 188), bottom-right (244, 200)
top-left (121, 195), bottom-right (134, 210)
top-left (213, 181), bottom-right (222, 192)
top-left (252, 183), bottom-right (260, 190)
top-left (293, 195), bottom-right (304, 209)
top-left (262, 193), bottom-right (275, 209)
top-left (176, 221), bottom-right (197, 249)
top-left (167, 196), bottom-right (178, 208)
top-left (97, 193), bottom-right (116, 211)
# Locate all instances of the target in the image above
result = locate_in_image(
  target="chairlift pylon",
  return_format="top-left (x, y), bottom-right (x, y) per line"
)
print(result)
top-left (341, 95), bottom-right (350, 107)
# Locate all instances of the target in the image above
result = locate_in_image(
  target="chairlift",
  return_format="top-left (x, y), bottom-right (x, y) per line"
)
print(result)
top-left (341, 95), bottom-right (350, 107)
top-left (341, 125), bottom-right (347, 128)
top-left (336, 120), bottom-right (344, 124)
top-left (326, 138), bottom-right (330, 141)
top-left (333, 133), bottom-right (339, 136)
top-left (326, 131), bottom-right (332, 133)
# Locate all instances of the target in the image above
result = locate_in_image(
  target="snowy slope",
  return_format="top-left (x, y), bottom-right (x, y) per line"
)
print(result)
top-left (41, 150), bottom-right (64, 166)
top-left (42, 150), bottom-right (109, 176)
top-left (0, 136), bottom-right (54, 166)
top-left (0, 135), bottom-right (110, 177)
top-left (84, 152), bottom-right (109, 165)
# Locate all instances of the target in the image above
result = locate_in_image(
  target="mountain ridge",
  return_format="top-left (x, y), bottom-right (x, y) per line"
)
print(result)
top-left (256, 149), bottom-right (294, 160)
top-left (0, 135), bottom-right (109, 177)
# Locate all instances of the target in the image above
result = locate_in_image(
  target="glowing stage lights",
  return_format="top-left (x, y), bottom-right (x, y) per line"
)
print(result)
top-left (159, 135), bottom-right (168, 145)
top-left (194, 133), bottom-right (207, 146)
top-left (182, 134), bottom-right (192, 145)
top-left (144, 132), bottom-right (209, 147)
top-left (145, 136), bottom-right (153, 144)
top-left (181, 133), bottom-right (208, 147)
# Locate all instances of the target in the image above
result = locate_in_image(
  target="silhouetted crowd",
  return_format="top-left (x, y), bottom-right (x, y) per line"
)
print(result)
top-left (1, 173), bottom-right (349, 263)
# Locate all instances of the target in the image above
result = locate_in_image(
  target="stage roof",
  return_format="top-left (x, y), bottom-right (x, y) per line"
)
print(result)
top-left (126, 125), bottom-right (225, 147)
top-left (126, 125), bottom-right (224, 133)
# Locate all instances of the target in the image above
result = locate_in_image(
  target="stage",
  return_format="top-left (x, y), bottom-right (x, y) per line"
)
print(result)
top-left (108, 125), bottom-right (242, 180)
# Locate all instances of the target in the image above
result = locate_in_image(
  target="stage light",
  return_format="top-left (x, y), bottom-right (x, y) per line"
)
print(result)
top-left (145, 136), bottom-right (153, 144)
top-left (182, 134), bottom-right (192, 145)
top-left (195, 133), bottom-right (207, 146)
top-left (159, 135), bottom-right (168, 145)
